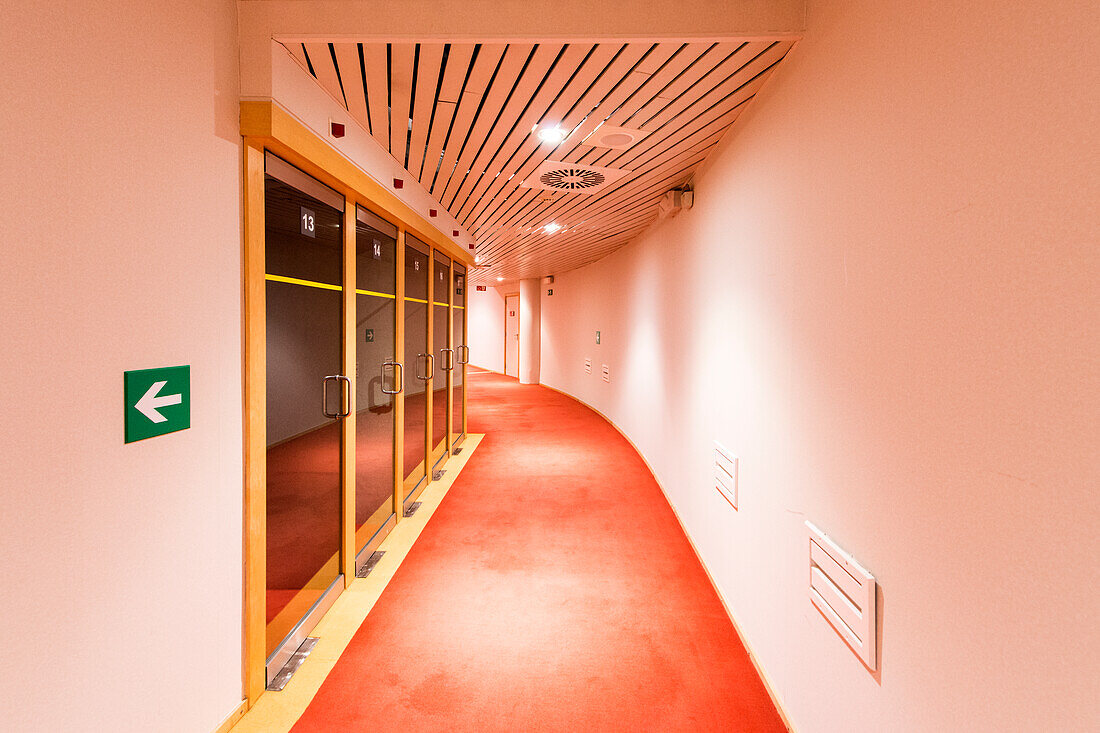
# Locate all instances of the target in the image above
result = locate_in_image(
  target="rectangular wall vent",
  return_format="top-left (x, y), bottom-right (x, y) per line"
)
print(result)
top-left (601, 364), bottom-right (610, 383)
top-left (806, 521), bottom-right (878, 671)
top-left (584, 358), bottom-right (592, 374)
top-left (714, 442), bottom-right (737, 509)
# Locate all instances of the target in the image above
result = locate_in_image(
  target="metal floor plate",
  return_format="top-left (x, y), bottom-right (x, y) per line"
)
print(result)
top-left (266, 637), bottom-right (318, 691)
top-left (432, 469), bottom-right (446, 481)
top-left (355, 550), bottom-right (385, 579)
top-left (404, 501), bottom-right (422, 517)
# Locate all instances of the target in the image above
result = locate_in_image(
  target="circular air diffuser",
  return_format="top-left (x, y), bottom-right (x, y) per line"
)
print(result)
top-left (538, 168), bottom-right (606, 190)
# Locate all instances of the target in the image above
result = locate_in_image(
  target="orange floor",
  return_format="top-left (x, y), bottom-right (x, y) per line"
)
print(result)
top-left (288, 372), bottom-right (785, 731)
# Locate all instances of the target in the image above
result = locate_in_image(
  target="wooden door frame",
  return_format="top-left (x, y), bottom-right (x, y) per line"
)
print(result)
top-left (241, 100), bottom-right (474, 708)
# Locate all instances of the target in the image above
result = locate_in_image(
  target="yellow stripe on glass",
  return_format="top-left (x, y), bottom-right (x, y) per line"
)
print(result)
top-left (265, 274), bottom-right (342, 292)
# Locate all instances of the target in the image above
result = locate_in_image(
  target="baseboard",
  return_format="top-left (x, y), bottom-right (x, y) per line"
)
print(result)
top-left (538, 381), bottom-right (796, 732)
top-left (468, 363), bottom-right (504, 375)
top-left (213, 699), bottom-right (247, 733)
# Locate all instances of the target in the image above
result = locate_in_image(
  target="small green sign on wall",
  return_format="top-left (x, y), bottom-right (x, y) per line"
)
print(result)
top-left (124, 365), bottom-right (191, 443)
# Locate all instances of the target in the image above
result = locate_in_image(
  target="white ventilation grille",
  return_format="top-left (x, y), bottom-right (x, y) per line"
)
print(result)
top-left (521, 161), bottom-right (629, 194)
top-left (806, 521), bottom-right (878, 671)
top-left (582, 123), bottom-right (651, 150)
top-left (714, 442), bottom-right (737, 509)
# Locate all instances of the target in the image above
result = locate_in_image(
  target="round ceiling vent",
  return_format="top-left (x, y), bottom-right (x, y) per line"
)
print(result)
top-left (538, 168), bottom-right (606, 190)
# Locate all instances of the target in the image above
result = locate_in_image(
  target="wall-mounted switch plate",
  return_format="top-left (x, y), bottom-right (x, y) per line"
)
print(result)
top-left (601, 364), bottom-right (610, 383)
top-left (584, 359), bottom-right (592, 374)
top-left (714, 441), bottom-right (738, 509)
top-left (595, 330), bottom-right (601, 344)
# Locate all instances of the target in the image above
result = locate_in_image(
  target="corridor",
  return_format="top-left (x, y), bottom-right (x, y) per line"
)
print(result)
top-left (289, 370), bottom-right (784, 731)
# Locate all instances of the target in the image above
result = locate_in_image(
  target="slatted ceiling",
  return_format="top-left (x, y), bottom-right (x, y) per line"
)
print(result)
top-left (388, 44), bottom-right (415, 168)
top-left (292, 40), bottom-right (794, 281)
top-left (453, 43), bottom-right (595, 225)
top-left (407, 44), bottom-right (445, 180)
top-left (439, 44), bottom-right (536, 207)
top-left (480, 41), bottom-right (794, 249)
top-left (430, 44), bottom-right (507, 194)
top-left (447, 44), bottom-right (569, 219)
top-left (461, 43), bottom-right (620, 229)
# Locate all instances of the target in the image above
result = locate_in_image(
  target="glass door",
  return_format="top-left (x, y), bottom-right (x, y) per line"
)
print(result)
top-left (431, 251), bottom-right (452, 472)
top-left (263, 153), bottom-right (347, 682)
top-left (452, 263), bottom-right (467, 450)
top-left (403, 235), bottom-right (431, 504)
top-left (354, 206), bottom-right (399, 569)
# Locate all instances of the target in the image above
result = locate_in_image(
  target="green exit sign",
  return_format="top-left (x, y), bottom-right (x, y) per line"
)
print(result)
top-left (124, 365), bottom-right (190, 443)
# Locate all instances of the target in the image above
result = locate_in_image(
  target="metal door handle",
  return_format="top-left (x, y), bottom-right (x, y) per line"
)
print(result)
top-left (441, 348), bottom-right (454, 371)
top-left (381, 361), bottom-right (403, 395)
top-left (322, 374), bottom-right (351, 418)
top-left (415, 353), bottom-right (434, 381)
top-left (457, 345), bottom-right (469, 365)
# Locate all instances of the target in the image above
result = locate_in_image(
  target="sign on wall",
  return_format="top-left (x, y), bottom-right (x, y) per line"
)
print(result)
top-left (124, 365), bottom-right (190, 443)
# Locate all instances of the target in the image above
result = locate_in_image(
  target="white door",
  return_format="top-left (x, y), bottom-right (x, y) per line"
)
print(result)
top-left (504, 295), bottom-right (519, 377)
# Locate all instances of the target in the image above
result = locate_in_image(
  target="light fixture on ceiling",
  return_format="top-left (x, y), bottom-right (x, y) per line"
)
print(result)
top-left (474, 255), bottom-right (481, 264)
top-left (534, 123), bottom-right (567, 144)
top-left (496, 276), bottom-right (504, 282)
top-left (543, 222), bottom-right (562, 234)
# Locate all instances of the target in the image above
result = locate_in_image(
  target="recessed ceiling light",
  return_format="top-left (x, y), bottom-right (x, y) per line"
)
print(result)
top-left (474, 255), bottom-right (481, 264)
top-left (496, 276), bottom-right (504, 281)
top-left (543, 222), bottom-right (562, 234)
top-left (535, 123), bottom-right (567, 144)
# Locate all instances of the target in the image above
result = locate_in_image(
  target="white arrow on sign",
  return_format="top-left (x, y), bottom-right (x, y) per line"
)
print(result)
top-left (135, 380), bottom-right (182, 423)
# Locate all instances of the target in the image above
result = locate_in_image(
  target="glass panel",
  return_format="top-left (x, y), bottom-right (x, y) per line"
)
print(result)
top-left (452, 264), bottom-right (466, 448)
top-left (355, 209), bottom-right (397, 555)
top-left (264, 168), bottom-right (343, 659)
top-left (403, 236), bottom-right (430, 498)
top-left (432, 252), bottom-right (450, 466)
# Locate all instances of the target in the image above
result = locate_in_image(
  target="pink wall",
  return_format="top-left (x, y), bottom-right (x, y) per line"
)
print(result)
top-left (467, 286), bottom-right (506, 373)
top-left (0, 0), bottom-right (244, 730)
top-left (539, 0), bottom-right (1099, 730)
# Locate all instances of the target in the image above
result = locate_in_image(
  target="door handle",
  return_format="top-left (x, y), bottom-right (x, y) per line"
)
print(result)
top-left (415, 353), bottom-right (434, 381)
top-left (441, 348), bottom-right (454, 371)
top-left (322, 374), bottom-right (352, 418)
top-left (457, 345), bottom-right (469, 365)
top-left (381, 361), bottom-right (403, 395)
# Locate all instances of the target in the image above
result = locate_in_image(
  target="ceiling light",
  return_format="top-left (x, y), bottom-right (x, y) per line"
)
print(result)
top-left (535, 124), bottom-right (567, 144)
top-left (474, 255), bottom-right (481, 264)
top-left (543, 222), bottom-right (562, 234)
top-left (496, 276), bottom-right (504, 281)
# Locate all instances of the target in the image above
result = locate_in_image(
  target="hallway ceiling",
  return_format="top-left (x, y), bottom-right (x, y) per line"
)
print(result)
top-left (284, 40), bottom-right (794, 283)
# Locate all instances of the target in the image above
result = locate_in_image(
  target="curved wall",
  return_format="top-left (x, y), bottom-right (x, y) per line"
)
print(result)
top-left (539, 0), bottom-right (1099, 729)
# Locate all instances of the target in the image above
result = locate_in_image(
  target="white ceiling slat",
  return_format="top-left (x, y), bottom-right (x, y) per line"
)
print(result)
top-left (406, 44), bottom-right (446, 185)
top-left (361, 43), bottom-right (390, 149)
top-left (303, 42), bottom-right (348, 111)
top-left (332, 43), bottom-right (368, 133)
top-left (439, 44), bottom-right (536, 208)
top-left (430, 44), bottom-right (508, 196)
top-left (389, 43), bottom-right (416, 164)
top-left (288, 38), bottom-right (794, 281)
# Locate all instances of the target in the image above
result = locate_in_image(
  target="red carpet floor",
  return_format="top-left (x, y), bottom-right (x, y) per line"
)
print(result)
top-left (291, 372), bottom-right (786, 731)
